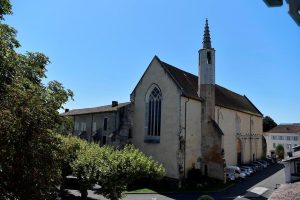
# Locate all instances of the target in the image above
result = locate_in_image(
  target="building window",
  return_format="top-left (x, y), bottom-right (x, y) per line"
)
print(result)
top-left (235, 114), bottom-right (241, 134)
top-left (145, 85), bottom-right (162, 143)
top-left (273, 143), bottom-right (276, 148)
top-left (294, 136), bottom-right (299, 141)
top-left (102, 135), bottom-right (107, 145)
top-left (92, 122), bottom-right (97, 133)
top-left (296, 162), bottom-right (300, 173)
top-left (287, 136), bottom-right (291, 141)
top-left (272, 135), bottom-right (278, 140)
top-left (103, 118), bottom-right (108, 131)
top-left (207, 52), bottom-right (212, 64)
top-left (278, 136), bottom-right (284, 140)
top-left (81, 122), bottom-right (86, 132)
top-left (75, 122), bottom-right (79, 131)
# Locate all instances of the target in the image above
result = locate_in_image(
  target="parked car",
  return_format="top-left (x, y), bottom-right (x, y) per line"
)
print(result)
top-left (226, 165), bottom-right (246, 179)
top-left (239, 166), bottom-right (253, 175)
top-left (247, 163), bottom-right (260, 171)
top-left (252, 162), bottom-right (264, 170)
top-left (240, 164), bottom-right (256, 173)
top-left (240, 167), bottom-right (250, 176)
top-left (237, 170), bottom-right (247, 179)
top-left (226, 172), bottom-right (236, 181)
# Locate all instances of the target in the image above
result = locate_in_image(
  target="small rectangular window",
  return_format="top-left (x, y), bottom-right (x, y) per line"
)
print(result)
top-left (128, 128), bottom-right (132, 139)
top-left (92, 122), bottom-right (97, 132)
top-left (103, 118), bottom-right (108, 131)
top-left (273, 143), bottom-right (276, 148)
top-left (294, 136), bottom-right (299, 141)
top-left (75, 122), bottom-right (79, 131)
top-left (296, 162), bottom-right (300, 173)
top-left (287, 136), bottom-right (291, 141)
top-left (278, 136), bottom-right (284, 140)
top-left (102, 135), bottom-right (107, 145)
top-left (81, 122), bottom-right (86, 132)
top-left (207, 52), bottom-right (212, 64)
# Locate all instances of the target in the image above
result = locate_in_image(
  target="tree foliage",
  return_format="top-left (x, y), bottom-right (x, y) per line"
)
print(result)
top-left (0, 1), bottom-right (73, 199)
top-left (275, 144), bottom-right (284, 159)
top-left (263, 116), bottom-right (277, 132)
top-left (60, 136), bottom-right (165, 200)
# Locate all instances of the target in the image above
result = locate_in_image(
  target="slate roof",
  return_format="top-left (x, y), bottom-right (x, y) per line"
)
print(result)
top-left (267, 123), bottom-right (300, 133)
top-left (157, 57), bottom-right (263, 116)
top-left (61, 102), bottom-right (131, 116)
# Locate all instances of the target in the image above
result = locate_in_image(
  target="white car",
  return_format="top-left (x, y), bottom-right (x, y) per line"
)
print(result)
top-left (240, 166), bottom-right (253, 175)
top-left (226, 173), bottom-right (236, 181)
top-left (225, 165), bottom-right (246, 179)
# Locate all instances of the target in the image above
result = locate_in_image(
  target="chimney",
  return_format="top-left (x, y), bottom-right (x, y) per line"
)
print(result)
top-left (112, 101), bottom-right (118, 107)
top-left (65, 108), bottom-right (69, 113)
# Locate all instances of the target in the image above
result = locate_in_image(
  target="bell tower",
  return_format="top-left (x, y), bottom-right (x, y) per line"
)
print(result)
top-left (198, 18), bottom-right (215, 120)
top-left (199, 19), bottom-right (224, 181)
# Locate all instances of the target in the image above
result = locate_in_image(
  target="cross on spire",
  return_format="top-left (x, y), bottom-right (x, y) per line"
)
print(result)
top-left (202, 18), bottom-right (212, 49)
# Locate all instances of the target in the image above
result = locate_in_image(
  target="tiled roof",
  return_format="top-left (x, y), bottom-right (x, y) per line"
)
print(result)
top-left (157, 57), bottom-right (262, 116)
top-left (267, 123), bottom-right (300, 133)
top-left (60, 102), bottom-right (131, 116)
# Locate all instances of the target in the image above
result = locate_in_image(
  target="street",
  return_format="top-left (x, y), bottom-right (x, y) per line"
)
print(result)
top-left (62, 163), bottom-right (285, 200)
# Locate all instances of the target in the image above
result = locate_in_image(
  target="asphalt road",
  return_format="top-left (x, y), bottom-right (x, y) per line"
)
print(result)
top-left (62, 163), bottom-right (285, 200)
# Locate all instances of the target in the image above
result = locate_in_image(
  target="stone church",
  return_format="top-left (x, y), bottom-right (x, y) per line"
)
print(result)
top-left (62, 20), bottom-right (264, 182)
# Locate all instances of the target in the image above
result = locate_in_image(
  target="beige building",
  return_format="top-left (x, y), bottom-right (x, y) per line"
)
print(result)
top-left (62, 20), bottom-right (264, 183)
top-left (130, 20), bottom-right (263, 182)
top-left (61, 101), bottom-right (132, 147)
top-left (264, 123), bottom-right (300, 157)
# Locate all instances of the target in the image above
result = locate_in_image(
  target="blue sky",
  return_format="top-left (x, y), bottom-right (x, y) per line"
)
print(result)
top-left (6, 0), bottom-right (300, 124)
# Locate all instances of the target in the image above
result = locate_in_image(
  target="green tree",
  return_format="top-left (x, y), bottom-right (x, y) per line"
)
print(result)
top-left (275, 144), bottom-right (284, 159)
top-left (0, 1), bottom-right (73, 199)
top-left (263, 116), bottom-right (277, 132)
top-left (66, 137), bottom-right (165, 200)
top-left (96, 145), bottom-right (165, 200)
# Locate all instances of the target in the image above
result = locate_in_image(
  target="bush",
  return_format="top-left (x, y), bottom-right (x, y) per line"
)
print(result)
top-left (59, 135), bottom-right (165, 200)
top-left (96, 145), bottom-right (165, 200)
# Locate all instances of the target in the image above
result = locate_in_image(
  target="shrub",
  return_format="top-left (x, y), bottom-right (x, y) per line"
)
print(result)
top-left (60, 135), bottom-right (165, 200)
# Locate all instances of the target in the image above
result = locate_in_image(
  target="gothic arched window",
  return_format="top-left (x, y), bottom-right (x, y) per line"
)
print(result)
top-left (145, 85), bottom-right (162, 143)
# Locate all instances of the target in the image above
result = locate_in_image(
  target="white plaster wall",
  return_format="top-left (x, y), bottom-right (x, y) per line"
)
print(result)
top-left (181, 97), bottom-right (202, 176)
top-left (215, 106), bottom-right (263, 165)
top-left (131, 58), bottom-right (181, 179)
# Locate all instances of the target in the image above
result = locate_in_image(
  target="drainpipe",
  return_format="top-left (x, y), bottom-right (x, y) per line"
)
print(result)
top-left (184, 98), bottom-right (189, 180)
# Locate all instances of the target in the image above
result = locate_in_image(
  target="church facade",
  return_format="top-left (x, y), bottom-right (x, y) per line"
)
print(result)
top-left (130, 20), bottom-right (263, 181)
top-left (62, 20), bottom-right (264, 182)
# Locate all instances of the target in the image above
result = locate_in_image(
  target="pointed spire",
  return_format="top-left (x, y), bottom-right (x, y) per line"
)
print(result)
top-left (202, 18), bottom-right (212, 49)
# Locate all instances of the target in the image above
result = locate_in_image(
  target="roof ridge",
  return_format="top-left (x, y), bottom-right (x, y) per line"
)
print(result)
top-left (160, 59), bottom-right (250, 99)
top-left (66, 102), bottom-right (130, 112)
top-left (160, 60), bottom-right (197, 78)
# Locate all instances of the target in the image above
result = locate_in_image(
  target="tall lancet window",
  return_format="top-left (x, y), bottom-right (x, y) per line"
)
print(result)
top-left (145, 85), bottom-right (162, 143)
